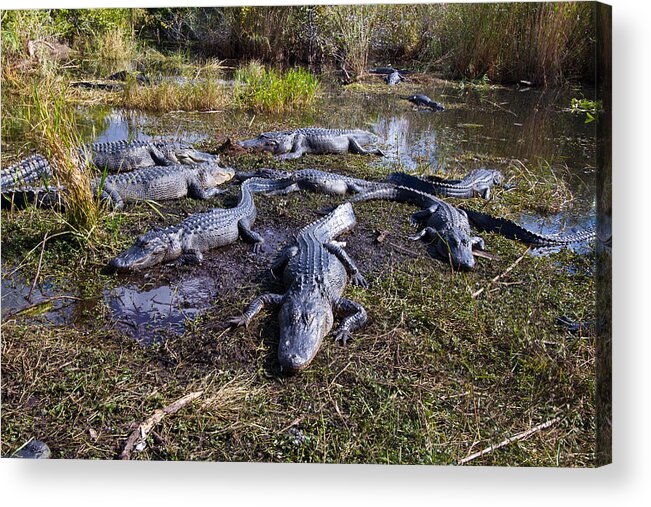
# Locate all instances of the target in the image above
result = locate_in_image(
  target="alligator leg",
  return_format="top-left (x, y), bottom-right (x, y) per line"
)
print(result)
top-left (270, 245), bottom-right (299, 278)
top-left (229, 293), bottom-right (285, 328)
top-left (324, 242), bottom-right (368, 288)
top-left (410, 203), bottom-right (441, 225)
top-left (471, 236), bottom-right (486, 250)
top-left (99, 185), bottom-right (125, 209)
top-left (187, 178), bottom-right (224, 199)
top-left (148, 146), bottom-right (174, 166)
top-left (409, 226), bottom-right (440, 242)
top-left (348, 138), bottom-right (385, 157)
top-left (238, 219), bottom-right (265, 253)
top-left (332, 297), bottom-right (368, 345)
top-left (179, 248), bottom-right (203, 265)
top-left (263, 183), bottom-right (300, 195)
top-left (276, 135), bottom-right (307, 160)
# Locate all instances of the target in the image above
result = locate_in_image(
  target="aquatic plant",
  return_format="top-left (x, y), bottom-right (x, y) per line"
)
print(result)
top-left (234, 63), bottom-right (320, 113)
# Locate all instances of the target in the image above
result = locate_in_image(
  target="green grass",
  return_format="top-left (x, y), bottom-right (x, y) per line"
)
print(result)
top-left (234, 61), bottom-right (320, 113)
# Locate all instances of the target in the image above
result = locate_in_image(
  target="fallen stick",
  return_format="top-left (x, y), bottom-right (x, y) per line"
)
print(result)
top-left (457, 417), bottom-right (560, 465)
top-left (27, 232), bottom-right (49, 302)
top-left (119, 391), bottom-right (203, 460)
top-left (472, 247), bottom-right (530, 298)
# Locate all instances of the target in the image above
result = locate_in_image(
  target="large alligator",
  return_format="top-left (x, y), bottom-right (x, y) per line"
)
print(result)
top-left (237, 167), bottom-right (389, 196)
top-left (80, 139), bottom-right (216, 173)
top-left (351, 186), bottom-right (484, 270)
top-left (402, 94), bottom-right (445, 111)
top-left (388, 168), bottom-right (504, 200)
top-left (460, 207), bottom-right (596, 247)
top-left (109, 177), bottom-right (281, 271)
top-left (2, 161), bottom-right (234, 210)
top-left (1, 155), bottom-right (51, 191)
top-left (229, 202), bottom-right (368, 373)
top-left (237, 128), bottom-right (385, 160)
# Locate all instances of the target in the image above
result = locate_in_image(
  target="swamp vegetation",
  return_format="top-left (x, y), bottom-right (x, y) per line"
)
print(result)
top-left (1, 4), bottom-right (603, 465)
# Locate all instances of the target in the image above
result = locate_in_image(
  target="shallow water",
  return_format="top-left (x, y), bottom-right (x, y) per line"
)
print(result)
top-left (1, 78), bottom-right (597, 342)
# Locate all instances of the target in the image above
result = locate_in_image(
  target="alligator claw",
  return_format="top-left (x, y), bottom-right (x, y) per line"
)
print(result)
top-left (228, 316), bottom-right (248, 329)
top-left (335, 330), bottom-right (353, 346)
top-left (252, 243), bottom-right (265, 254)
top-left (351, 273), bottom-right (368, 288)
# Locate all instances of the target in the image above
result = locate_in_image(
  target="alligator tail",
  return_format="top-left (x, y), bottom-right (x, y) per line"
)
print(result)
top-left (461, 207), bottom-right (596, 246)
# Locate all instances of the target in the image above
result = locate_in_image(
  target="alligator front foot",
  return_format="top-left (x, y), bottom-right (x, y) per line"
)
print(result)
top-left (228, 315), bottom-right (250, 329)
top-left (350, 273), bottom-right (368, 288)
top-left (251, 241), bottom-right (265, 254)
top-left (334, 329), bottom-right (353, 346)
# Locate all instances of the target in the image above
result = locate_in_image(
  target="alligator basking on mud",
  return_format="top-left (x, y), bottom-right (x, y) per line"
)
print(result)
top-left (388, 169), bottom-right (504, 200)
top-left (11, 440), bottom-right (51, 459)
top-left (237, 168), bottom-right (389, 196)
top-left (385, 71), bottom-right (405, 86)
top-left (460, 207), bottom-right (596, 248)
top-left (402, 94), bottom-right (445, 111)
top-left (229, 202), bottom-right (368, 373)
top-left (109, 177), bottom-right (283, 272)
top-left (351, 186), bottom-right (485, 270)
top-left (2, 161), bottom-right (234, 210)
top-left (1, 155), bottom-right (52, 191)
top-left (81, 139), bottom-right (216, 173)
top-left (237, 128), bottom-right (385, 160)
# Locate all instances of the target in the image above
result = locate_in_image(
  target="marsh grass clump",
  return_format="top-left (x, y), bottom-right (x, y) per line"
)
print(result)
top-left (234, 62), bottom-right (320, 113)
top-left (120, 78), bottom-right (229, 112)
top-left (30, 81), bottom-right (102, 237)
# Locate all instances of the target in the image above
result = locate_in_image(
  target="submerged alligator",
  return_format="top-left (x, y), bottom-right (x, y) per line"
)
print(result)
top-left (109, 177), bottom-right (282, 271)
top-left (237, 168), bottom-right (389, 196)
top-left (1, 155), bottom-right (51, 191)
top-left (351, 186), bottom-right (485, 270)
top-left (388, 169), bottom-right (504, 200)
top-left (402, 94), bottom-right (445, 111)
top-left (229, 202), bottom-right (368, 373)
top-left (238, 128), bottom-right (385, 160)
top-left (460, 207), bottom-right (596, 247)
top-left (2, 161), bottom-right (234, 210)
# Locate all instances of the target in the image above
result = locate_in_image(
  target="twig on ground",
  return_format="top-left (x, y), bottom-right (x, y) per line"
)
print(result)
top-left (119, 391), bottom-right (203, 460)
top-left (457, 417), bottom-right (561, 465)
top-left (27, 232), bottom-right (49, 301)
top-left (472, 247), bottom-right (530, 298)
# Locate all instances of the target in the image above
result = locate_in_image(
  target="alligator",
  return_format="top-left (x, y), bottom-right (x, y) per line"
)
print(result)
top-left (402, 94), bottom-right (445, 111)
top-left (2, 161), bottom-right (234, 210)
top-left (80, 139), bottom-right (217, 173)
top-left (1, 154), bottom-right (52, 191)
top-left (229, 202), bottom-right (368, 373)
top-left (459, 207), bottom-right (596, 247)
top-left (109, 177), bottom-right (282, 272)
top-left (237, 128), bottom-right (385, 160)
top-left (351, 186), bottom-right (485, 270)
top-left (388, 168), bottom-right (504, 200)
top-left (237, 167), bottom-right (389, 196)
top-left (368, 67), bottom-right (414, 75)
top-left (385, 71), bottom-right (405, 86)
top-left (12, 440), bottom-right (51, 459)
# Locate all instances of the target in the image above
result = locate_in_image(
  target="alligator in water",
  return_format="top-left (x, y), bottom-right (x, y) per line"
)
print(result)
top-left (1, 155), bottom-right (52, 191)
top-left (80, 139), bottom-right (217, 173)
top-left (388, 169), bottom-right (504, 199)
top-left (2, 161), bottom-right (234, 210)
top-left (109, 177), bottom-right (282, 272)
top-left (237, 168), bottom-right (389, 196)
top-left (237, 128), bottom-right (385, 160)
top-left (351, 186), bottom-right (485, 270)
top-left (459, 207), bottom-right (596, 248)
top-left (229, 202), bottom-right (368, 373)
top-left (402, 94), bottom-right (445, 111)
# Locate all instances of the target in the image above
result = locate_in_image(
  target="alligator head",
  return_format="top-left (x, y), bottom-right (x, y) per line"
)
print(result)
top-left (109, 229), bottom-right (180, 272)
top-left (434, 230), bottom-right (476, 271)
top-left (237, 132), bottom-right (295, 155)
top-left (158, 142), bottom-right (217, 165)
top-left (199, 163), bottom-right (235, 187)
top-left (277, 290), bottom-right (334, 373)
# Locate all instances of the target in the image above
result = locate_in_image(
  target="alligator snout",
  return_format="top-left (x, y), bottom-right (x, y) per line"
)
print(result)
top-left (278, 353), bottom-right (310, 374)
